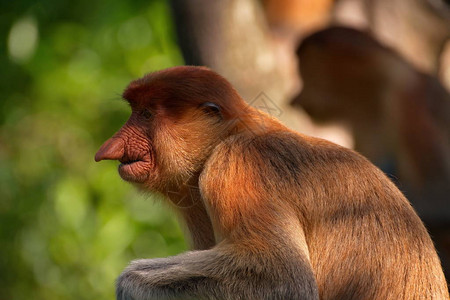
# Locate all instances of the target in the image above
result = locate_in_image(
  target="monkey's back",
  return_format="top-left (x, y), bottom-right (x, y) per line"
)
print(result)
top-left (285, 133), bottom-right (449, 299)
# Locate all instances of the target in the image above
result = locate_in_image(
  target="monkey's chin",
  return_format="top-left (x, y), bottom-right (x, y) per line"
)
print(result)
top-left (118, 161), bottom-right (151, 183)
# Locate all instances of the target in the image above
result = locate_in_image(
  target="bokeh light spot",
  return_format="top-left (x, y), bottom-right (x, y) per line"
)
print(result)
top-left (8, 16), bottom-right (39, 63)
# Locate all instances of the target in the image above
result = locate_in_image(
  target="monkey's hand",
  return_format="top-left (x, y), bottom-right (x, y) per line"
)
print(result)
top-left (116, 252), bottom-right (211, 300)
top-left (116, 244), bottom-right (318, 300)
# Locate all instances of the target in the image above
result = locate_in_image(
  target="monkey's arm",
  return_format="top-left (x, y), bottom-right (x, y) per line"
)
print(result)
top-left (117, 242), bottom-right (318, 300)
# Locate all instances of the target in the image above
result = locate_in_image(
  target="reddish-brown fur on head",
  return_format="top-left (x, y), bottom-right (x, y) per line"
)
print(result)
top-left (122, 66), bottom-right (246, 120)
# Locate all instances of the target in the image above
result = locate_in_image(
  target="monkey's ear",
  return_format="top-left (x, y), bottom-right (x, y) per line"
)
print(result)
top-left (199, 102), bottom-right (222, 119)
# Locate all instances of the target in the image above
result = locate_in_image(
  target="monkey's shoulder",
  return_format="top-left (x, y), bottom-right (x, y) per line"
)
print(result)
top-left (207, 130), bottom-right (371, 178)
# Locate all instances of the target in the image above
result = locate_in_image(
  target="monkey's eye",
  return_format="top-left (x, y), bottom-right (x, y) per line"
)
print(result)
top-left (200, 102), bottom-right (222, 119)
top-left (139, 109), bottom-right (152, 120)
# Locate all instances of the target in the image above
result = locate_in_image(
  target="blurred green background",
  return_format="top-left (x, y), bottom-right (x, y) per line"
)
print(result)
top-left (0, 1), bottom-right (187, 299)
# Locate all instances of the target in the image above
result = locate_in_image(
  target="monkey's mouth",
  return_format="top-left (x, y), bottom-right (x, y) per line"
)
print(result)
top-left (118, 156), bottom-right (153, 183)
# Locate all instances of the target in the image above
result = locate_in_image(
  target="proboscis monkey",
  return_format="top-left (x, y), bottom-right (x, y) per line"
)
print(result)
top-left (96, 66), bottom-right (448, 299)
top-left (292, 26), bottom-right (450, 282)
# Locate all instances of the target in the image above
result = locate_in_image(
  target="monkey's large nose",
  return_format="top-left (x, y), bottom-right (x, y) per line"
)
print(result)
top-left (95, 137), bottom-right (125, 162)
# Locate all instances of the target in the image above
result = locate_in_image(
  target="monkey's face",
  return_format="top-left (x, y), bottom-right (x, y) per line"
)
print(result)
top-left (95, 103), bottom-right (230, 192)
top-left (95, 66), bottom-right (242, 192)
top-left (291, 44), bottom-right (346, 123)
top-left (292, 34), bottom-right (385, 124)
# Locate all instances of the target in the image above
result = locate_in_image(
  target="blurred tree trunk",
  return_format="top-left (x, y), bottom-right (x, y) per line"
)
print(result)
top-left (170, 0), bottom-right (353, 147)
top-left (170, 0), bottom-right (299, 130)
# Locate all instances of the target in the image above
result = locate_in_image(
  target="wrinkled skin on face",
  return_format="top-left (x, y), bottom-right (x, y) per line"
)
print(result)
top-left (95, 114), bottom-right (154, 184)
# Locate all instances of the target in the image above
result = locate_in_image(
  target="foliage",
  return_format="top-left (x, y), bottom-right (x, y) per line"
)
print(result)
top-left (0, 1), bottom-right (186, 299)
